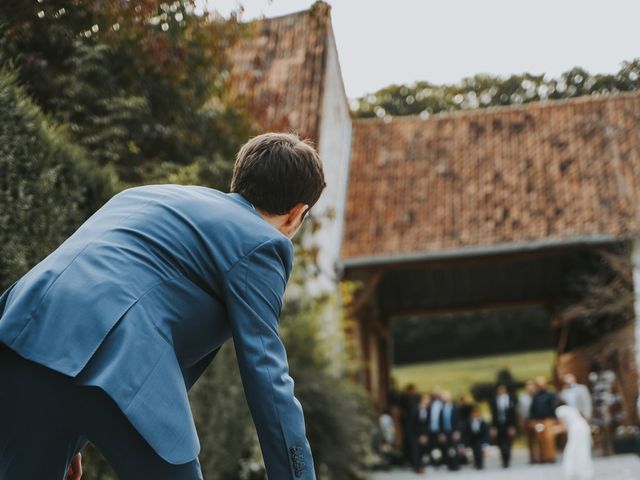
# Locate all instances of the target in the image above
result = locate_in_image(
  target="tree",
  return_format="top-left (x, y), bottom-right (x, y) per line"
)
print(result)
top-left (554, 244), bottom-right (634, 354)
top-left (352, 60), bottom-right (640, 119)
top-left (0, 0), bottom-right (253, 185)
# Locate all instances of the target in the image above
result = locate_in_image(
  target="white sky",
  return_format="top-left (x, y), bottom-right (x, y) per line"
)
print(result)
top-left (201, 0), bottom-right (640, 99)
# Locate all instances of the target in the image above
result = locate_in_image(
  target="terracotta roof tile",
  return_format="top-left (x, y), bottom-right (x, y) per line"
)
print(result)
top-left (229, 2), bottom-right (331, 141)
top-left (342, 93), bottom-right (640, 260)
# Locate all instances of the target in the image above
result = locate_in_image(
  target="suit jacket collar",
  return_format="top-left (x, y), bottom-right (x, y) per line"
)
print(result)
top-left (226, 192), bottom-right (294, 247)
top-left (227, 192), bottom-right (261, 218)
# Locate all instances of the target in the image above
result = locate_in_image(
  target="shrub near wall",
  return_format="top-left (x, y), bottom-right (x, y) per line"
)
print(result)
top-left (0, 67), bottom-right (114, 290)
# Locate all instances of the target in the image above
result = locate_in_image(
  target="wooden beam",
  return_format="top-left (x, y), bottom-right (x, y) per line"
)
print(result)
top-left (340, 236), bottom-right (621, 277)
top-left (341, 243), bottom-right (615, 281)
top-left (388, 298), bottom-right (548, 320)
top-left (349, 270), bottom-right (383, 315)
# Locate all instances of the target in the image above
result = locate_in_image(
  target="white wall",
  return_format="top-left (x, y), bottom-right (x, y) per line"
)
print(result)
top-left (309, 25), bottom-right (352, 294)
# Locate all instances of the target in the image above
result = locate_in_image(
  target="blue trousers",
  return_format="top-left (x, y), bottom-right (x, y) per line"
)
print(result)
top-left (0, 347), bottom-right (202, 479)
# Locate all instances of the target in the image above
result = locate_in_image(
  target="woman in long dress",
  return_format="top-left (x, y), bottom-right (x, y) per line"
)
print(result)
top-left (555, 404), bottom-right (595, 480)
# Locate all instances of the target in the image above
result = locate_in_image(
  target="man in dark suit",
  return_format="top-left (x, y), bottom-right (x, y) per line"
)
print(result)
top-left (529, 376), bottom-right (558, 463)
top-left (438, 391), bottom-right (462, 471)
top-left (405, 393), bottom-right (431, 473)
top-left (400, 384), bottom-right (420, 467)
top-left (491, 383), bottom-right (518, 468)
top-left (426, 389), bottom-right (444, 467)
top-left (0, 133), bottom-right (325, 479)
top-left (466, 405), bottom-right (490, 469)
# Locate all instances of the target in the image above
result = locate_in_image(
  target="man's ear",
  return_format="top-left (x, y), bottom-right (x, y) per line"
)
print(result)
top-left (285, 203), bottom-right (308, 227)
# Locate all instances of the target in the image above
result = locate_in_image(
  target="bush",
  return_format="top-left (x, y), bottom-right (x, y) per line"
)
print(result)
top-left (280, 295), bottom-right (372, 480)
top-left (189, 343), bottom-right (255, 479)
top-left (0, 67), bottom-right (114, 290)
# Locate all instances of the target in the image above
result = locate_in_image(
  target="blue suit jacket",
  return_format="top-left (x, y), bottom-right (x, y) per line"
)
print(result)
top-left (0, 185), bottom-right (315, 478)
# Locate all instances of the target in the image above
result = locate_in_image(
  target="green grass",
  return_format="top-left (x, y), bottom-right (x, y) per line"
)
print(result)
top-left (392, 349), bottom-right (555, 397)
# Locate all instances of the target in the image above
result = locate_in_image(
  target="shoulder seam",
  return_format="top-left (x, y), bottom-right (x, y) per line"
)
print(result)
top-left (224, 236), bottom-right (286, 279)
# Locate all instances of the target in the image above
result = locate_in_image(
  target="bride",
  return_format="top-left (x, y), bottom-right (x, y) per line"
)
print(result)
top-left (555, 404), bottom-right (594, 480)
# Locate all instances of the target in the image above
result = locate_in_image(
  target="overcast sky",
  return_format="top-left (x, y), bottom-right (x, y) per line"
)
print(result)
top-left (201, 0), bottom-right (640, 99)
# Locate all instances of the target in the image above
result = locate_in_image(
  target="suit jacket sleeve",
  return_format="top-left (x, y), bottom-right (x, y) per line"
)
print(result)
top-left (223, 237), bottom-right (315, 480)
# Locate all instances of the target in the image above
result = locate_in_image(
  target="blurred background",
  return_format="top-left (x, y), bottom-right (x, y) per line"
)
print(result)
top-left (1, 1), bottom-right (640, 478)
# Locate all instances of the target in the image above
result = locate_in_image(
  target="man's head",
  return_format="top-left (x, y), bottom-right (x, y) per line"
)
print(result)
top-left (563, 373), bottom-right (576, 387)
top-left (231, 132), bottom-right (326, 238)
top-left (497, 384), bottom-right (508, 396)
top-left (535, 376), bottom-right (548, 391)
top-left (525, 379), bottom-right (536, 394)
top-left (404, 383), bottom-right (417, 395)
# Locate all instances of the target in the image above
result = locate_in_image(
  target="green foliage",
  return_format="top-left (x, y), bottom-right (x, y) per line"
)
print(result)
top-left (0, 67), bottom-right (114, 290)
top-left (189, 344), bottom-right (254, 480)
top-left (0, 0), bottom-right (253, 185)
top-left (392, 307), bottom-right (552, 364)
top-left (78, 444), bottom-right (116, 480)
top-left (555, 244), bottom-right (634, 352)
top-left (280, 296), bottom-right (372, 480)
top-left (353, 60), bottom-right (640, 119)
top-left (49, 41), bottom-right (150, 168)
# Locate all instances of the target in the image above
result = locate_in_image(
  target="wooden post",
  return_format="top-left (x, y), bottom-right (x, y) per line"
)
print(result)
top-left (368, 326), bottom-right (381, 408)
top-left (359, 311), bottom-right (371, 392)
top-left (378, 321), bottom-right (391, 411)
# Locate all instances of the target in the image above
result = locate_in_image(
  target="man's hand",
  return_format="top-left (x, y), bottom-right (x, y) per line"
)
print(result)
top-left (67, 453), bottom-right (82, 480)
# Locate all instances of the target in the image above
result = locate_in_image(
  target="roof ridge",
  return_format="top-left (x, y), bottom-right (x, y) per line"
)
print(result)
top-left (354, 90), bottom-right (640, 125)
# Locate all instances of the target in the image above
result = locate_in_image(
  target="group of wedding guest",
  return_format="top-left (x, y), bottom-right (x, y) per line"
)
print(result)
top-left (400, 387), bottom-right (467, 473)
top-left (377, 372), bottom-right (594, 475)
top-left (391, 385), bottom-right (520, 474)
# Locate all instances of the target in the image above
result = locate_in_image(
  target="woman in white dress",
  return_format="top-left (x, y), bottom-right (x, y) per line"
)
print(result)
top-left (555, 404), bottom-right (594, 480)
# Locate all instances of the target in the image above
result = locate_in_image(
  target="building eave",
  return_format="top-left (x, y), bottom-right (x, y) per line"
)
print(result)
top-left (338, 234), bottom-right (624, 273)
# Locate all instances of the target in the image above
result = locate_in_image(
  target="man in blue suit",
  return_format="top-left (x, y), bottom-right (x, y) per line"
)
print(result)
top-left (0, 132), bottom-right (325, 479)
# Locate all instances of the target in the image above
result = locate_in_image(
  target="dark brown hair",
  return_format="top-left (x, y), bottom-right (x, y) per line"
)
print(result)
top-left (230, 132), bottom-right (326, 215)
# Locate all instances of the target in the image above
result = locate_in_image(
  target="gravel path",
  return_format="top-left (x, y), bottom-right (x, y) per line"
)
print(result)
top-left (369, 448), bottom-right (640, 480)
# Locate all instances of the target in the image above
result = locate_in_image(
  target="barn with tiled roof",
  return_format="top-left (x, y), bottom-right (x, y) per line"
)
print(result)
top-left (228, 3), bottom-right (640, 417)
top-left (340, 93), bottom-right (640, 410)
